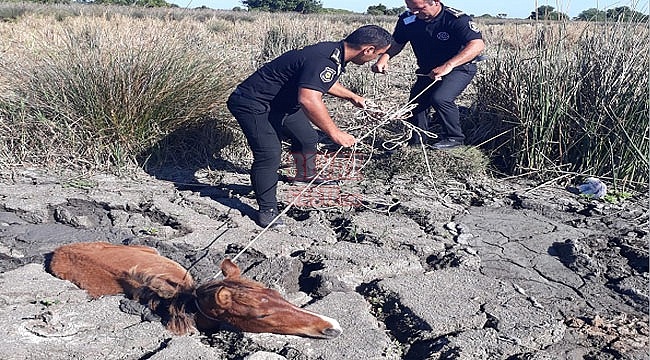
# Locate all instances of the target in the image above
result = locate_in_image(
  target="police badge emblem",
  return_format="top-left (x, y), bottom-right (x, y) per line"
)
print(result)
top-left (469, 21), bottom-right (480, 33)
top-left (437, 32), bottom-right (450, 41)
top-left (320, 67), bottom-right (336, 83)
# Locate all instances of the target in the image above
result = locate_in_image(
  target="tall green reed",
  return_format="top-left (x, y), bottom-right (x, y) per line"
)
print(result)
top-left (260, 26), bottom-right (310, 62)
top-left (472, 19), bottom-right (649, 191)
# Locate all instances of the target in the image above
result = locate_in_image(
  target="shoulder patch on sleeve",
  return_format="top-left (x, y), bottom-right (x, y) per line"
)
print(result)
top-left (320, 67), bottom-right (337, 83)
top-left (468, 21), bottom-right (481, 33)
top-left (445, 7), bottom-right (465, 18)
top-left (403, 14), bottom-right (416, 25)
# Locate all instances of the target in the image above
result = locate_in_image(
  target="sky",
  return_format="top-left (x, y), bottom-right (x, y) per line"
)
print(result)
top-left (174, 0), bottom-right (649, 18)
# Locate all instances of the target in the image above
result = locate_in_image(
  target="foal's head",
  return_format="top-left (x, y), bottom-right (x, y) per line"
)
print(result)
top-left (194, 259), bottom-right (342, 339)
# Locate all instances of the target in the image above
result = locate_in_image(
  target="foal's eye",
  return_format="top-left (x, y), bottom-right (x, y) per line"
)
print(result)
top-left (256, 314), bottom-right (269, 319)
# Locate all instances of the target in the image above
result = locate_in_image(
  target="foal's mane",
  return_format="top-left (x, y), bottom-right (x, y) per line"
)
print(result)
top-left (124, 269), bottom-right (199, 335)
top-left (124, 269), bottom-right (266, 334)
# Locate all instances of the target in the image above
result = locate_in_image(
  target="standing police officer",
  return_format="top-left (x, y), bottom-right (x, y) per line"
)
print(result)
top-left (227, 25), bottom-right (392, 228)
top-left (372, 0), bottom-right (485, 149)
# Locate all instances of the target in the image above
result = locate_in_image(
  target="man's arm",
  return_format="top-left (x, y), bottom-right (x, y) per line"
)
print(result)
top-left (430, 39), bottom-right (485, 78)
top-left (298, 87), bottom-right (356, 147)
top-left (372, 40), bottom-right (406, 74)
top-left (327, 81), bottom-right (365, 108)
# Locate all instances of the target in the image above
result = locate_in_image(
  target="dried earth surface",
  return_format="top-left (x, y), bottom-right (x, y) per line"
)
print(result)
top-left (0, 153), bottom-right (648, 360)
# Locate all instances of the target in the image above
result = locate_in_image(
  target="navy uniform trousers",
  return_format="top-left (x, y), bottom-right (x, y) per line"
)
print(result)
top-left (227, 92), bottom-right (318, 211)
top-left (409, 62), bottom-right (477, 144)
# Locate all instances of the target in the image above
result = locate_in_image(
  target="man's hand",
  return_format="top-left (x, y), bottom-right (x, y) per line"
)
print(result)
top-left (348, 95), bottom-right (366, 109)
top-left (299, 87), bottom-right (357, 148)
top-left (430, 63), bottom-right (453, 80)
top-left (330, 130), bottom-right (356, 147)
top-left (371, 61), bottom-right (388, 74)
top-left (371, 54), bottom-right (390, 73)
top-left (327, 82), bottom-right (365, 108)
top-left (430, 39), bottom-right (485, 80)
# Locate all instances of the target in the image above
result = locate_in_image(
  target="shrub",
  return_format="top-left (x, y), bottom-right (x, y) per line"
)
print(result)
top-left (0, 14), bottom-right (238, 170)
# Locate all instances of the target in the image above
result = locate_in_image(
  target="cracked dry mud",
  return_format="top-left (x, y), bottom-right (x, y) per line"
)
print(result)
top-left (0, 164), bottom-right (647, 360)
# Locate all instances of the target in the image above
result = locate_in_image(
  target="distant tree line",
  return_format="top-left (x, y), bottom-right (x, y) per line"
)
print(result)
top-left (365, 3), bottom-right (405, 16)
top-left (17, 0), bottom-right (650, 21)
top-left (529, 5), bottom-right (648, 22)
top-left (241, 0), bottom-right (322, 13)
top-left (35, 0), bottom-right (172, 6)
top-left (528, 5), bottom-right (568, 20)
top-left (575, 6), bottom-right (649, 22)
top-left (239, 1), bottom-right (406, 15)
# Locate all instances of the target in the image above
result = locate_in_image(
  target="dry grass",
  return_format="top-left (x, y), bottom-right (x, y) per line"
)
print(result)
top-left (0, 4), bottom-right (647, 192)
top-left (0, 9), bottom-right (240, 170)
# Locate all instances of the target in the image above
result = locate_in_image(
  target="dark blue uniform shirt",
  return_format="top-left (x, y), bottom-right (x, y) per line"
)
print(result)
top-left (393, 5), bottom-right (482, 72)
top-left (236, 41), bottom-right (346, 113)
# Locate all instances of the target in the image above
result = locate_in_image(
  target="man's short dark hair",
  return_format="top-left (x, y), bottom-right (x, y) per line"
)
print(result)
top-left (344, 25), bottom-right (393, 49)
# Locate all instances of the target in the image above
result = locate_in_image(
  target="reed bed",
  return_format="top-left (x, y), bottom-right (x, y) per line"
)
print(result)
top-left (0, 3), bottom-right (647, 192)
top-left (473, 19), bottom-right (649, 191)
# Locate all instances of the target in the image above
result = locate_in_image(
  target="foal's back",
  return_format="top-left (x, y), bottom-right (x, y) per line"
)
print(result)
top-left (49, 242), bottom-right (193, 298)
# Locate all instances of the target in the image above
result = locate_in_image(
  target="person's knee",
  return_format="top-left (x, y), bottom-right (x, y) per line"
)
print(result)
top-left (430, 93), bottom-right (456, 108)
top-left (253, 147), bottom-right (281, 168)
top-left (292, 133), bottom-right (318, 153)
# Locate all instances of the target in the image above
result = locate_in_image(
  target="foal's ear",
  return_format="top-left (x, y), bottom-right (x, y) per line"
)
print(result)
top-left (215, 287), bottom-right (233, 309)
top-left (221, 258), bottom-right (241, 278)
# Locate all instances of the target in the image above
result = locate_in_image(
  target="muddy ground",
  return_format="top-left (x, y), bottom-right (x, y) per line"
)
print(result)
top-left (0, 151), bottom-right (648, 360)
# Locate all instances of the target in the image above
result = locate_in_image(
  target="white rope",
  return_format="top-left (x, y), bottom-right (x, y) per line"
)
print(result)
top-left (215, 77), bottom-right (443, 277)
top-left (356, 78), bottom-right (441, 179)
top-left (213, 148), bottom-right (344, 278)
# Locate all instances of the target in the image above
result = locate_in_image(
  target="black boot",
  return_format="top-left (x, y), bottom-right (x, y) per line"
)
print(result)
top-left (257, 207), bottom-right (285, 228)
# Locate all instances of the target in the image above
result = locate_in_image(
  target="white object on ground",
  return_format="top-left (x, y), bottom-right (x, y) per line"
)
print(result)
top-left (578, 177), bottom-right (607, 199)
